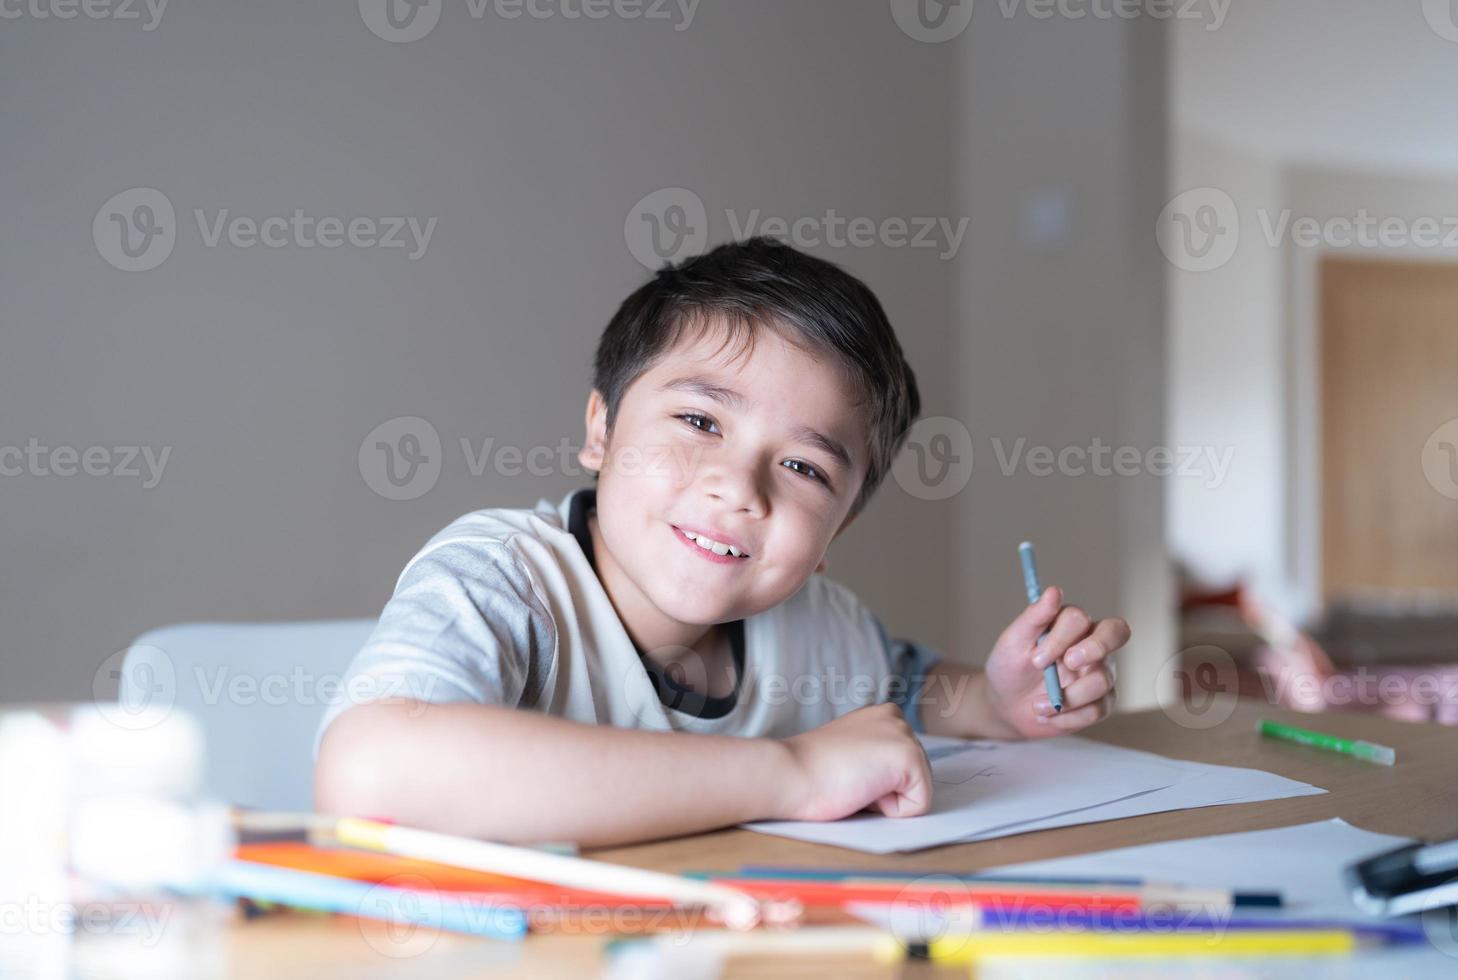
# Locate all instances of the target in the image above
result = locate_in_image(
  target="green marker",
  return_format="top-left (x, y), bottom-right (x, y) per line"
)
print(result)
top-left (1258, 719), bottom-right (1396, 766)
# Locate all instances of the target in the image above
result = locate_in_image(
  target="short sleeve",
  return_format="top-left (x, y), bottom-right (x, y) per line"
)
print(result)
top-left (870, 613), bottom-right (943, 735)
top-left (312, 539), bottom-right (556, 759)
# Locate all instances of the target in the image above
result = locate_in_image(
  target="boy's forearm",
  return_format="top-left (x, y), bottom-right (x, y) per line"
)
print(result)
top-left (918, 661), bottom-right (1022, 740)
top-left (314, 700), bottom-right (798, 847)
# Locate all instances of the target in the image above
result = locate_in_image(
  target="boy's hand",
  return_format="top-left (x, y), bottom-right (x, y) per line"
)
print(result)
top-left (982, 587), bottom-right (1130, 739)
top-left (778, 703), bottom-right (933, 821)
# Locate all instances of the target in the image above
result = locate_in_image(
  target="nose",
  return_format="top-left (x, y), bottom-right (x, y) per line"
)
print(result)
top-left (703, 458), bottom-right (768, 518)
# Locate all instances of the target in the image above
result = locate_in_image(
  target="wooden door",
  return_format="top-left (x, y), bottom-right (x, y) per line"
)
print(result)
top-left (1320, 257), bottom-right (1458, 601)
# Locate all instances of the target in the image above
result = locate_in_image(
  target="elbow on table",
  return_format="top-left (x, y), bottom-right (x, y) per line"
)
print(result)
top-left (312, 701), bottom-right (417, 820)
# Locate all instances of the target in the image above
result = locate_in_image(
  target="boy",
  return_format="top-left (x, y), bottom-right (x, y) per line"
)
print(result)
top-left (314, 237), bottom-right (1129, 847)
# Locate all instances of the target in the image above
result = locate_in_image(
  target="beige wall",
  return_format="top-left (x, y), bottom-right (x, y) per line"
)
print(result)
top-left (953, 14), bottom-right (1174, 709)
top-left (0, 2), bottom-right (957, 701)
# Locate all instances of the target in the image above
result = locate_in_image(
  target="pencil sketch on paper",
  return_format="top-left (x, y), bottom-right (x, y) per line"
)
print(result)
top-left (926, 740), bottom-right (1005, 785)
top-left (935, 763), bottom-right (1003, 787)
top-left (925, 741), bottom-right (1000, 763)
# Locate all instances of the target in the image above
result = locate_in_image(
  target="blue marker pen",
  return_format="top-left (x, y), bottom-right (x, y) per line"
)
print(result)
top-left (1018, 541), bottom-right (1063, 713)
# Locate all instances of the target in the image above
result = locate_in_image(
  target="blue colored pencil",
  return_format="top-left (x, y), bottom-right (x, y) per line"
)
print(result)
top-left (724, 866), bottom-right (1142, 887)
top-left (202, 860), bottom-right (528, 940)
top-left (1018, 541), bottom-right (1063, 712)
top-left (721, 867), bottom-right (1280, 908)
top-left (975, 908), bottom-right (1423, 943)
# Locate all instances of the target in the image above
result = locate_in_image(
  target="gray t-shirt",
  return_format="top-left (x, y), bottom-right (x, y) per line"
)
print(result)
top-left (315, 487), bottom-right (942, 756)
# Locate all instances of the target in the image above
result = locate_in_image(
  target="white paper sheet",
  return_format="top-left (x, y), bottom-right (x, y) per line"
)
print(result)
top-left (958, 750), bottom-right (1328, 842)
top-left (851, 820), bottom-right (1457, 979)
top-left (743, 735), bottom-right (1325, 853)
top-left (985, 817), bottom-right (1410, 921)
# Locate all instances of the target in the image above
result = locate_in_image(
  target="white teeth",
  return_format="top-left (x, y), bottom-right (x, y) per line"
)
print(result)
top-left (678, 527), bottom-right (748, 558)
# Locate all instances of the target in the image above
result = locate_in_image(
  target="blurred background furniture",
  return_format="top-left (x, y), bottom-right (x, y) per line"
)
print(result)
top-left (118, 620), bottom-right (375, 811)
top-left (1176, 572), bottom-right (1458, 726)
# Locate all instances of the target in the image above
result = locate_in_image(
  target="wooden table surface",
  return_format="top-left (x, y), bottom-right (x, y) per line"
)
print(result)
top-left (61, 698), bottom-right (1458, 979)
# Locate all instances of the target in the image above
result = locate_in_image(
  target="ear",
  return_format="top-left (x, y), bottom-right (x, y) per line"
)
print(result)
top-left (814, 509), bottom-right (860, 574)
top-left (579, 389), bottom-right (610, 475)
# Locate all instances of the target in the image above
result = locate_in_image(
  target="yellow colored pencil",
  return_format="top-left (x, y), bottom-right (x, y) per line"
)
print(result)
top-left (922, 928), bottom-right (1357, 963)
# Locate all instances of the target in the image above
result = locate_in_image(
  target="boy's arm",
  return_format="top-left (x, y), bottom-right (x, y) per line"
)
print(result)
top-left (314, 698), bottom-right (932, 847)
top-left (918, 661), bottom-right (1022, 739)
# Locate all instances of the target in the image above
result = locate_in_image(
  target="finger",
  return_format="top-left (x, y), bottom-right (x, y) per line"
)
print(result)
top-left (875, 764), bottom-right (933, 818)
top-left (1045, 651), bottom-right (1097, 693)
top-left (1041, 692), bottom-right (1114, 730)
top-left (1033, 664), bottom-right (1111, 716)
top-left (1062, 618), bottom-right (1132, 671)
top-left (1029, 654), bottom-right (1087, 711)
top-left (1000, 585), bottom-right (1063, 653)
top-left (1032, 604), bottom-right (1092, 671)
top-left (1060, 665), bottom-right (1114, 710)
top-left (872, 792), bottom-right (905, 816)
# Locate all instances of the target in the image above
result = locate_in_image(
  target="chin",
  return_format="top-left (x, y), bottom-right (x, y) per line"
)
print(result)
top-left (649, 587), bottom-right (738, 628)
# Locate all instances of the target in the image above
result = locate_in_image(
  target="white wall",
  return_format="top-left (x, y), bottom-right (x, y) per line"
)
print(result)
top-left (1166, 133), bottom-right (1285, 601)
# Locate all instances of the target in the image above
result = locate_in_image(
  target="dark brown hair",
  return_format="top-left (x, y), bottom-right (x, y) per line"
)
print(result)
top-left (590, 237), bottom-right (920, 517)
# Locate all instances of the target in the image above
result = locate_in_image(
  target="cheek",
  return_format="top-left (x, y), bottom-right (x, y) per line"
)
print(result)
top-left (609, 425), bottom-right (701, 487)
top-left (769, 501), bottom-right (839, 562)
top-left (652, 442), bottom-right (710, 489)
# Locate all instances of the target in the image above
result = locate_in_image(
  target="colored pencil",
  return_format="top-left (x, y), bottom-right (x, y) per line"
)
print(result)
top-left (333, 817), bottom-right (771, 929)
top-left (695, 875), bottom-right (1232, 914)
top-left (731, 865), bottom-right (1142, 886)
top-left (968, 908), bottom-right (1424, 942)
top-left (917, 928), bottom-right (1360, 962)
top-left (203, 860), bottom-right (528, 940)
top-left (1019, 541), bottom-right (1065, 712)
top-left (719, 866), bottom-right (1281, 907)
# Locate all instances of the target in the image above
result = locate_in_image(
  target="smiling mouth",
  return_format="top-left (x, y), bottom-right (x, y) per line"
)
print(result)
top-left (672, 525), bottom-right (751, 561)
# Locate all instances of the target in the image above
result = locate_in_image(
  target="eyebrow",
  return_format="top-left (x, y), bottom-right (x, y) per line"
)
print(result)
top-left (658, 375), bottom-right (856, 474)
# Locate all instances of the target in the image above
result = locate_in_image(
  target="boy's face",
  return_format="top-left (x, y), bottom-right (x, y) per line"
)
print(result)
top-left (579, 321), bottom-right (870, 628)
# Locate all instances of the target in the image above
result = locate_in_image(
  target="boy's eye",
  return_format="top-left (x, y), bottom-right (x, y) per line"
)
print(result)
top-left (676, 413), bottom-right (831, 489)
top-left (782, 459), bottom-right (827, 486)
top-left (676, 412), bottom-right (719, 434)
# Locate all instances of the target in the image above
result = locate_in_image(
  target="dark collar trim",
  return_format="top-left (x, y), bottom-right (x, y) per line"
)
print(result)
top-left (566, 486), bottom-right (745, 720)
